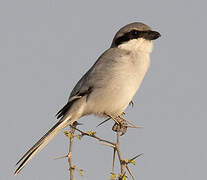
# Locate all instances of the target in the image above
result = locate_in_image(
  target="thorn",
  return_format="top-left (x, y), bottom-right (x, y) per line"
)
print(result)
top-left (97, 141), bottom-right (115, 148)
top-left (96, 117), bottom-right (111, 127)
top-left (54, 154), bottom-right (68, 160)
top-left (112, 148), bottom-right (116, 173)
top-left (130, 153), bottom-right (144, 161)
top-left (127, 125), bottom-right (143, 128)
top-left (119, 116), bottom-right (141, 128)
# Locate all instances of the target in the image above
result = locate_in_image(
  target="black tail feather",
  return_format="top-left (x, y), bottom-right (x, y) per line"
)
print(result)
top-left (56, 101), bottom-right (73, 119)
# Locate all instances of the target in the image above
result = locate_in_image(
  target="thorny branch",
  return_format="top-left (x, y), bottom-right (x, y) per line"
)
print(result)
top-left (68, 122), bottom-right (78, 180)
top-left (65, 116), bottom-right (142, 180)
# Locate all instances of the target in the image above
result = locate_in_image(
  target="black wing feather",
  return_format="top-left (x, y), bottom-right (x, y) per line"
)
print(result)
top-left (56, 87), bottom-right (93, 119)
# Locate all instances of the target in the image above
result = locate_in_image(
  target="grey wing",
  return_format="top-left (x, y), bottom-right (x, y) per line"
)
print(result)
top-left (56, 71), bottom-right (93, 119)
top-left (69, 70), bottom-right (91, 98)
top-left (68, 48), bottom-right (113, 98)
top-left (56, 63), bottom-right (96, 119)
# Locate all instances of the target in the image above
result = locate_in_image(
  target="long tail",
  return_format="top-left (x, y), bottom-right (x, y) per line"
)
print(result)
top-left (14, 114), bottom-right (73, 175)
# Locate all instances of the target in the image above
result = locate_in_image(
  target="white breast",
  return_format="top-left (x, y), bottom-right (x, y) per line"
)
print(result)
top-left (85, 51), bottom-right (150, 116)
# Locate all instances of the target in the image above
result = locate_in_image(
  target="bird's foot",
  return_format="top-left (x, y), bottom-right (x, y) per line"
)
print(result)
top-left (112, 116), bottom-right (128, 135)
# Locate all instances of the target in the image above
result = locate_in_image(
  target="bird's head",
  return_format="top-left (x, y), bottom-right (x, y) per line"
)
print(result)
top-left (111, 22), bottom-right (161, 53)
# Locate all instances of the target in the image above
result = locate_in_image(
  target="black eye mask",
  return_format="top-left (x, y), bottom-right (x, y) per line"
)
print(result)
top-left (114, 30), bottom-right (161, 46)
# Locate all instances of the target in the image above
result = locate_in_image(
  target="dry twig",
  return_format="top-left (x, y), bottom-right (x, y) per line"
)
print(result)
top-left (72, 126), bottom-right (116, 147)
top-left (116, 131), bottom-right (126, 179)
top-left (68, 123), bottom-right (77, 180)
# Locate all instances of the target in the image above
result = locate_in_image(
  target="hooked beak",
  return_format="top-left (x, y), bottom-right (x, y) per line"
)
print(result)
top-left (141, 30), bottom-right (161, 40)
top-left (148, 31), bottom-right (161, 40)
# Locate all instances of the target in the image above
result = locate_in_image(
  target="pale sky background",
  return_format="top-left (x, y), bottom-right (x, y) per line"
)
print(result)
top-left (1, 0), bottom-right (206, 180)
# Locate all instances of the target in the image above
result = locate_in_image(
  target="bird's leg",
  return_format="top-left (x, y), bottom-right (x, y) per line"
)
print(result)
top-left (112, 118), bottom-right (128, 136)
top-left (103, 113), bottom-right (128, 135)
top-left (107, 114), bottom-right (128, 135)
top-left (106, 114), bottom-right (120, 124)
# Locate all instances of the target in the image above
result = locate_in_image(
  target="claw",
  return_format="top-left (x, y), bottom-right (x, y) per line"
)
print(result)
top-left (129, 101), bottom-right (134, 107)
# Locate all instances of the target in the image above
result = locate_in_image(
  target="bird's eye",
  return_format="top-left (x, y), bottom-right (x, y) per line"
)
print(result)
top-left (131, 30), bottom-right (139, 35)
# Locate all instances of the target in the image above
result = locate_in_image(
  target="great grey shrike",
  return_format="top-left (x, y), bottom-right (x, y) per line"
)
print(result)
top-left (14, 22), bottom-right (161, 175)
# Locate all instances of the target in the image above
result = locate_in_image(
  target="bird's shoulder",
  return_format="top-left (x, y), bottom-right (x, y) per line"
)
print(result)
top-left (68, 48), bottom-right (131, 99)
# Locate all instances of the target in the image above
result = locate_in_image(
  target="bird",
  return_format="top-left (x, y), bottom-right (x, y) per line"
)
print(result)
top-left (14, 22), bottom-right (161, 175)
